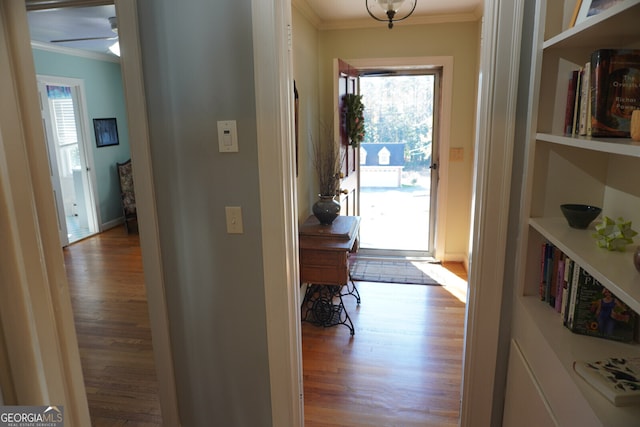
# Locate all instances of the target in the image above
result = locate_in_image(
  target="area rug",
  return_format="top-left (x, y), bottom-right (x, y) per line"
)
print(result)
top-left (349, 257), bottom-right (441, 285)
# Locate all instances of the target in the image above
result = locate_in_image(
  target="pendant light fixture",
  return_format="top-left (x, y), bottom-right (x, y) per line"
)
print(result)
top-left (366, 0), bottom-right (417, 29)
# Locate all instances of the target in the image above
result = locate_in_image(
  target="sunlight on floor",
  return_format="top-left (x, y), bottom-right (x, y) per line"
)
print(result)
top-left (412, 261), bottom-right (468, 303)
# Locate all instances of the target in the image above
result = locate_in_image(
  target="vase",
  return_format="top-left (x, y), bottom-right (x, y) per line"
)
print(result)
top-left (312, 195), bottom-right (340, 225)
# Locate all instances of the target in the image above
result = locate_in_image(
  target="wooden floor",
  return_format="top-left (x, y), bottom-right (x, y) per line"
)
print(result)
top-left (63, 226), bottom-right (162, 427)
top-left (302, 270), bottom-right (466, 427)
top-left (64, 227), bottom-right (466, 427)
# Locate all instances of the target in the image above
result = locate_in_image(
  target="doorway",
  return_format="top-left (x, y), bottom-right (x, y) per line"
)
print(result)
top-left (358, 72), bottom-right (439, 257)
top-left (25, 3), bottom-right (168, 424)
top-left (37, 76), bottom-right (99, 246)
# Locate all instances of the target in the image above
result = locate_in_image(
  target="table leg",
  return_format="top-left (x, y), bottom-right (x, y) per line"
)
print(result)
top-left (342, 275), bottom-right (361, 304)
top-left (301, 284), bottom-right (355, 336)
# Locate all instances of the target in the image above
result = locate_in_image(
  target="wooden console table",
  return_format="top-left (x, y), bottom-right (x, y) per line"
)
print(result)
top-left (299, 215), bottom-right (361, 335)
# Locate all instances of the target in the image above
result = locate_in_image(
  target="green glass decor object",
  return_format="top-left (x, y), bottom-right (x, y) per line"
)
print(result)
top-left (593, 216), bottom-right (638, 251)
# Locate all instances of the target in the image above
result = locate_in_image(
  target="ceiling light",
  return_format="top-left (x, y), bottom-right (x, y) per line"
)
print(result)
top-left (109, 41), bottom-right (120, 56)
top-left (366, 0), bottom-right (417, 29)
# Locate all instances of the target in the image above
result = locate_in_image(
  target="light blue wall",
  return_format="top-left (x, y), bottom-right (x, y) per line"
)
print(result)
top-left (32, 48), bottom-right (131, 226)
top-left (136, 1), bottom-right (272, 426)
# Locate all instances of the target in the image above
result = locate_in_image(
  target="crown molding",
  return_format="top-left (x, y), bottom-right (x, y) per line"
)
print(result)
top-left (317, 11), bottom-right (481, 31)
top-left (31, 40), bottom-right (120, 63)
top-left (291, 0), bottom-right (322, 28)
top-left (292, 0), bottom-right (482, 31)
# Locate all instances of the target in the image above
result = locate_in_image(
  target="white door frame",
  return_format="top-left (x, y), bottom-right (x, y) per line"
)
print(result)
top-left (115, 1), bottom-right (182, 425)
top-left (460, 0), bottom-right (524, 425)
top-left (1, 1), bottom-right (182, 425)
top-left (37, 75), bottom-right (101, 245)
top-left (347, 56), bottom-right (453, 261)
top-left (251, 0), bottom-right (304, 424)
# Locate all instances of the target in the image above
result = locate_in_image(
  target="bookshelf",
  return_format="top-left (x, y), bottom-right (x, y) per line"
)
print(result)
top-left (507, 0), bottom-right (640, 425)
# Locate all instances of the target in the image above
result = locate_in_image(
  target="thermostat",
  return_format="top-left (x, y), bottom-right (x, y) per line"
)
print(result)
top-left (217, 120), bottom-right (238, 152)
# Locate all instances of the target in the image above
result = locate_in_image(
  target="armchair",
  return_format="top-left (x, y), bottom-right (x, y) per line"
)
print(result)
top-left (116, 159), bottom-right (137, 233)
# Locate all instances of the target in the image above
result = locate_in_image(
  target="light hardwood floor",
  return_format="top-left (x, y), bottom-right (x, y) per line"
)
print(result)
top-left (64, 227), bottom-right (466, 426)
top-left (302, 270), bottom-right (466, 427)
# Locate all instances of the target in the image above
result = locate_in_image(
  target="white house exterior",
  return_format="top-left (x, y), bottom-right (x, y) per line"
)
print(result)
top-left (359, 143), bottom-right (405, 187)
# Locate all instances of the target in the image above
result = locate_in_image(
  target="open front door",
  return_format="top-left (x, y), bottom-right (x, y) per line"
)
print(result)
top-left (335, 58), bottom-right (359, 216)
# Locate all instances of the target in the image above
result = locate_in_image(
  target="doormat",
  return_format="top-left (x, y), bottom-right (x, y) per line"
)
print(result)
top-left (349, 257), bottom-right (441, 285)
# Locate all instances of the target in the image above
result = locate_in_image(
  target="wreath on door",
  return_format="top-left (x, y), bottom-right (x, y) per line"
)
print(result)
top-left (343, 93), bottom-right (365, 148)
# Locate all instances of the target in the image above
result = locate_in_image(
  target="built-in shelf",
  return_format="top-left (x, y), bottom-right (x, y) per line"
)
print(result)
top-left (509, 1), bottom-right (640, 424)
top-left (537, 133), bottom-right (640, 158)
top-left (543, 1), bottom-right (640, 50)
top-left (519, 296), bottom-right (640, 426)
top-left (530, 217), bottom-right (640, 315)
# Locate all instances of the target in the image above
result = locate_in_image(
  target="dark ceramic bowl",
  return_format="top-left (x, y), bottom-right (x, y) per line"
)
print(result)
top-left (560, 204), bottom-right (602, 229)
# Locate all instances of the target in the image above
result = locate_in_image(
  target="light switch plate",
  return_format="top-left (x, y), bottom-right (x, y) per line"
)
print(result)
top-left (450, 147), bottom-right (464, 162)
top-left (225, 206), bottom-right (243, 234)
top-left (217, 120), bottom-right (238, 152)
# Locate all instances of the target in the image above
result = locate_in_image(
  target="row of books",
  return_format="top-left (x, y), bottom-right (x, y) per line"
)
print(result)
top-left (564, 49), bottom-right (640, 138)
top-left (539, 242), bottom-right (638, 343)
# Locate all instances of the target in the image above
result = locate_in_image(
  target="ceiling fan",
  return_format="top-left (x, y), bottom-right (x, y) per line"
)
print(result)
top-left (50, 16), bottom-right (119, 54)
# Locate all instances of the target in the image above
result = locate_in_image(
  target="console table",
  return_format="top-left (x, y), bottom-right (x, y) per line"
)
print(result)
top-left (299, 215), bottom-right (361, 335)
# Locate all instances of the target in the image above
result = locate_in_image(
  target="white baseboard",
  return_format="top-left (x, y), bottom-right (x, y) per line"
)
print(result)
top-left (101, 217), bottom-right (125, 232)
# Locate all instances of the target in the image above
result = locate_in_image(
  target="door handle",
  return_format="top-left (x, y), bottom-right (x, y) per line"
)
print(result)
top-left (339, 189), bottom-right (349, 195)
top-left (429, 162), bottom-right (438, 170)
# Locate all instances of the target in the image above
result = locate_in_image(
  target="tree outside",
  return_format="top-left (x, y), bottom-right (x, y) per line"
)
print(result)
top-left (358, 74), bottom-right (435, 252)
top-left (361, 74), bottom-right (434, 171)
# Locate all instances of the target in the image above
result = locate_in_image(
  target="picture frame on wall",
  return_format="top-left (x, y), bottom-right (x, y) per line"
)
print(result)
top-left (571, 0), bottom-right (625, 27)
top-left (93, 118), bottom-right (119, 147)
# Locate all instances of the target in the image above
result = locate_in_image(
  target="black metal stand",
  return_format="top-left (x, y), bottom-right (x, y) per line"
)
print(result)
top-left (344, 274), bottom-right (361, 304)
top-left (301, 281), bottom-right (361, 336)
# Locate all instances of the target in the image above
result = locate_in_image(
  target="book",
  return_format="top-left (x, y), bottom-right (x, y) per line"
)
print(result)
top-left (565, 259), bottom-right (581, 329)
top-left (561, 257), bottom-right (573, 322)
top-left (590, 49), bottom-right (640, 137)
top-left (573, 66), bottom-right (583, 135)
top-left (564, 70), bottom-right (580, 135)
top-left (554, 255), bottom-right (565, 313)
top-left (579, 62), bottom-right (591, 136)
top-left (565, 267), bottom-right (637, 343)
top-left (548, 248), bottom-right (562, 308)
top-left (539, 243), bottom-right (548, 300)
top-left (574, 357), bottom-right (640, 406)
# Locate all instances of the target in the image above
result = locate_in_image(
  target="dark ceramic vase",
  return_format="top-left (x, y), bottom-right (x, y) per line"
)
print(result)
top-left (312, 195), bottom-right (340, 225)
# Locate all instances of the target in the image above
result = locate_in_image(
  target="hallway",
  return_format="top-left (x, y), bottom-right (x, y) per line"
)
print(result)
top-left (64, 226), bottom-right (161, 426)
top-left (63, 226), bottom-right (465, 426)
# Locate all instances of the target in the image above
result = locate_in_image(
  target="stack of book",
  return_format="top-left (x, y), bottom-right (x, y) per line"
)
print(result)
top-left (539, 242), bottom-right (638, 343)
top-left (563, 49), bottom-right (640, 138)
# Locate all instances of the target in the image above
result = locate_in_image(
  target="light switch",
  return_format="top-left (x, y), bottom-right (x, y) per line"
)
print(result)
top-left (225, 206), bottom-right (243, 234)
top-left (218, 120), bottom-right (238, 152)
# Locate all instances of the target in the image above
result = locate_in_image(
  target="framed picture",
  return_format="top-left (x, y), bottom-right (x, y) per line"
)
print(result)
top-left (571, 0), bottom-right (625, 27)
top-left (93, 118), bottom-right (119, 147)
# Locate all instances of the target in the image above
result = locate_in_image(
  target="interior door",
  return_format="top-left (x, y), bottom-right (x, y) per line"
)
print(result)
top-left (39, 94), bottom-right (69, 246)
top-left (37, 77), bottom-right (99, 246)
top-left (335, 58), bottom-right (360, 216)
